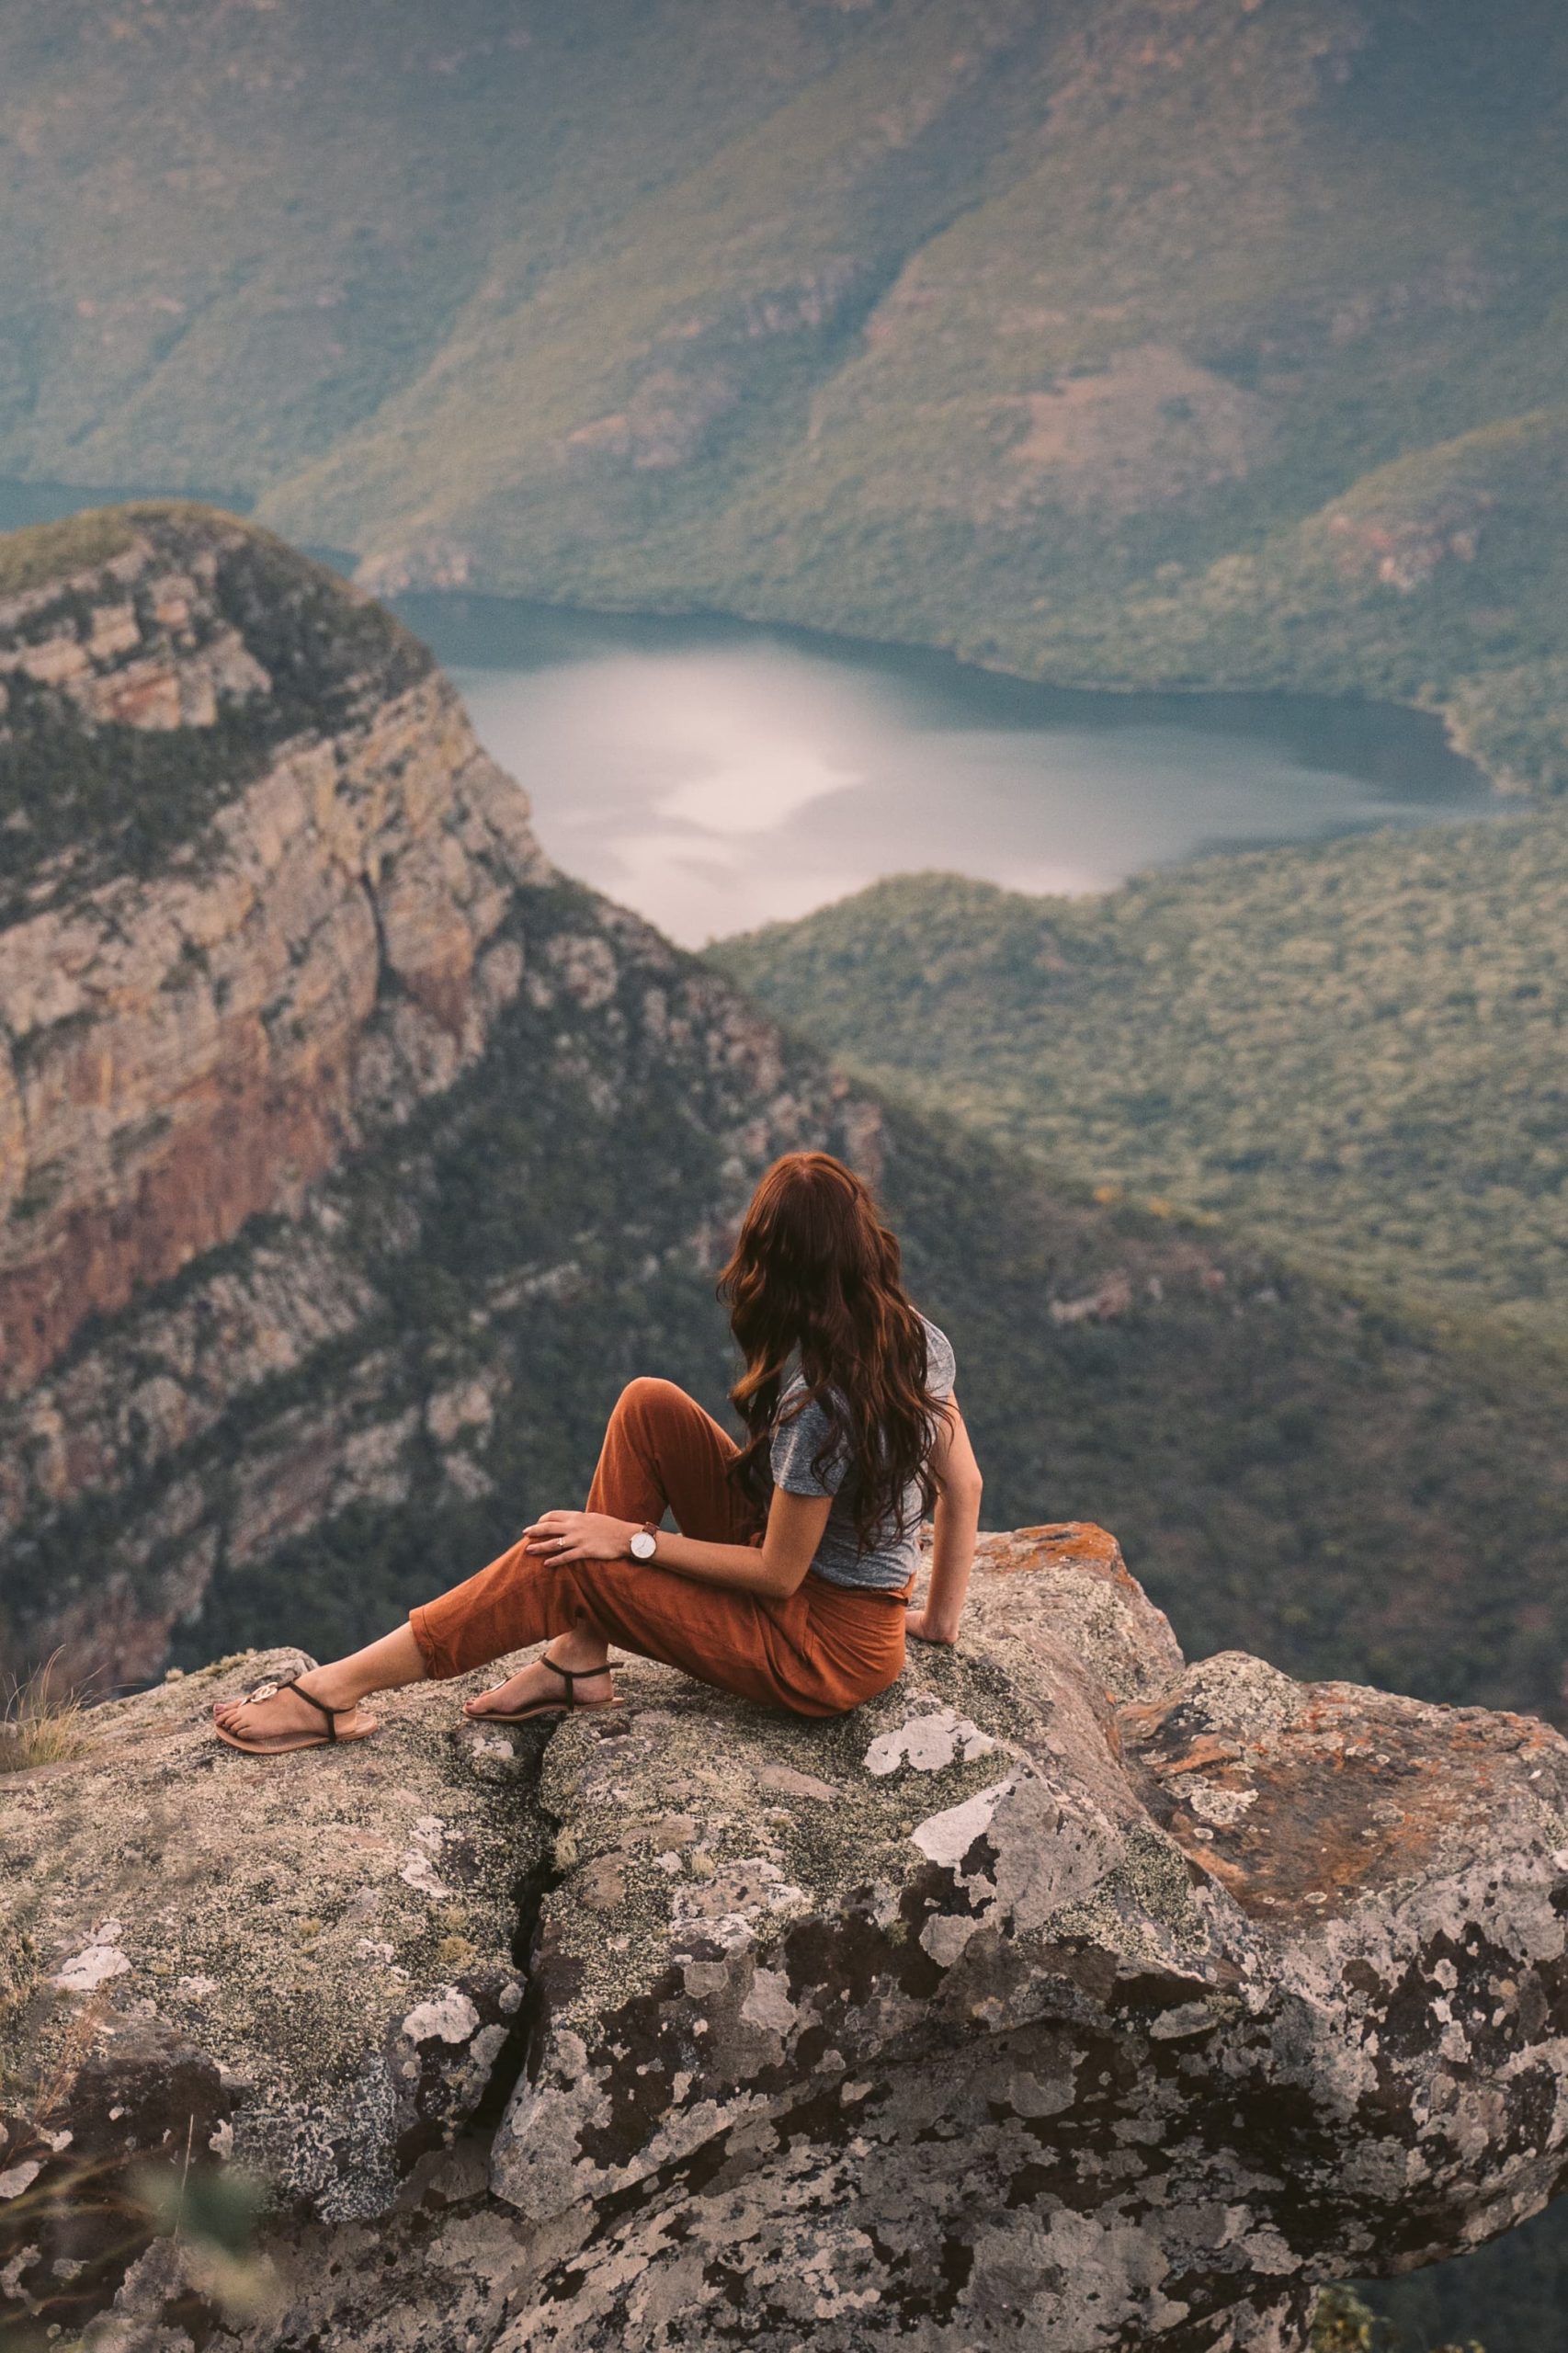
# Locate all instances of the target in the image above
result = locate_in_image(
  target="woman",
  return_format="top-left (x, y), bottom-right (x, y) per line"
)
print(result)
top-left (212, 1151), bottom-right (983, 1754)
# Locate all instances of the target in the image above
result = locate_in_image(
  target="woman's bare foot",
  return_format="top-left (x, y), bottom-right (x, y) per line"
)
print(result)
top-left (464, 1653), bottom-right (616, 1722)
top-left (212, 1671), bottom-right (377, 1753)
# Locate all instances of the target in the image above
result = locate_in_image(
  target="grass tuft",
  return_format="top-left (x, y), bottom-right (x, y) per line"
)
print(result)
top-left (0, 1649), bottom-right (91, 1772)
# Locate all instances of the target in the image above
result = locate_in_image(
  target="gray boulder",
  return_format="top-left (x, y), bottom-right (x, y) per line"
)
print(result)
top-left (4, 1527), bottom-right (1568, 2352)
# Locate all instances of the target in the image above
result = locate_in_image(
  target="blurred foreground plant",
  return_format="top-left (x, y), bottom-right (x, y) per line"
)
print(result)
top-left (131, 2150), bottom-right (274, 2321)
top-left (1315, 2286), bottom-right (1381, 2352)
top-left (0, 1650), bottom-right (89, 1771)
top-left (1312, 2284), bottom-right (1487, 2353)
top-left (0, 2128), bottom-right (272, 2342)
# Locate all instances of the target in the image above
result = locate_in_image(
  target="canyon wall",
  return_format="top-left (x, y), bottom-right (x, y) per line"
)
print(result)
top-left (0, 506), bottom-right (889, 1685)
top-left (0, 509), bottom-right (550, 1399)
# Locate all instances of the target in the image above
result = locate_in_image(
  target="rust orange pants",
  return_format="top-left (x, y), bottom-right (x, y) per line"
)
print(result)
top-left (408, 1377), bottom-right (910, 1719)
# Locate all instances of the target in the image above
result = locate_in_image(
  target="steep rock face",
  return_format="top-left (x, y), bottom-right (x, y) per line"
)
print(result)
top-left (3, 1529), bottom-right (1567, 2352)
top-left (0, 506), bottom-right (548, 1401)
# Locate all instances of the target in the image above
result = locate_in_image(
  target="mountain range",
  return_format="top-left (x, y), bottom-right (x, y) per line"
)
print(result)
top-left (2, 0), bottom-right (1567, 799)
top-left (4, 10), bottom-right (1568, 2336)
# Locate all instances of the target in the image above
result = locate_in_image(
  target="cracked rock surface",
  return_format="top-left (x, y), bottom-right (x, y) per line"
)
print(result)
top-left (4, 1526), bottom-right (1568, 2351)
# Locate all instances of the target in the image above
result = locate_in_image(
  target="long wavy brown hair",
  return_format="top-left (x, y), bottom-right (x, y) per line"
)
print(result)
top-left (717, 1152), bottom-right (946, 1549)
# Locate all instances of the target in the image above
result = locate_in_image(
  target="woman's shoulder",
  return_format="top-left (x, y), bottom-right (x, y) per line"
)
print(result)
top-left (916, 1311), bottom-right (956, 1397)
top-left (775, 1361), bottom-right (844, 1428)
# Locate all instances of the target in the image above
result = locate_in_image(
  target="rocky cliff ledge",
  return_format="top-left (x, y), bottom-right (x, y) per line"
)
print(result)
top-left (5, 1527), bottom-right (1567, 2353)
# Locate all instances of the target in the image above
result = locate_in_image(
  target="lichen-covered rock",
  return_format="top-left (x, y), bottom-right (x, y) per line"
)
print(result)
top-left (5, 1528), bottom-right (1567, 2353)
top-left (473, 1528), bottom-right (1568, 2348)
top-left (0, 1645), bottom-right (540, 2334)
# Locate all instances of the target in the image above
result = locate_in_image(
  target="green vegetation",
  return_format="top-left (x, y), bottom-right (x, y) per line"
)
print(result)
top-left (713, 811), bottom-right (1568, 1338)
top-left (1314, 2289), bottom-right (1384, 2353)
top-left (1326, 2206), bottom-right (1568, 2353)
top-left (203, 515), bottom-right (432, 728)
top-left (4, 3), bottom-right (1567, 790)
top-left (0, 1), bottom-right (878, 491)
top-left (1358, 2200), bottom-right (1563, 2353)
top-left (0, 507), bottom-right (139, 600)
top-left (1313, 2282), bottom-right (1491, 2353)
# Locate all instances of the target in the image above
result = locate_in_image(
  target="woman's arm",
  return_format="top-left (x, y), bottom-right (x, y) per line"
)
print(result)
top-left (521, 1485), bottom-right (833, 1602)
top-left (905, 1400), bottom-right (983, 1646)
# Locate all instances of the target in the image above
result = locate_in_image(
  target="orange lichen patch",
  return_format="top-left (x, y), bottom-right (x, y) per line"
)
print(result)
top-left (980, 1522), bottom-right (1126, 1580)
top-left (1178, 1844), bottom-right (1254, 1895)
top-left (963, 1522), bottom-right (1185, 1709)
top-left (1121, 1681), bottom-right (1568, 1924)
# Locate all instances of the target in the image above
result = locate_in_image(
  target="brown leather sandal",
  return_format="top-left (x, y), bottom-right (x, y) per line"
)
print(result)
top-left (465, 1655), bottom-right (620, 1726)
top-left (212, 1676), bottom-right (378, 1756)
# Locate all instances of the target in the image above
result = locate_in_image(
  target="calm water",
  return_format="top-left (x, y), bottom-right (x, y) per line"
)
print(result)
top-left (0, 478), bottom-right (1495, 945)
top-left (395, 595), bottom-right (1496, 947)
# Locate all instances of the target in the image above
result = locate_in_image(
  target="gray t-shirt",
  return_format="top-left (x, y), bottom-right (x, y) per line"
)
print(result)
top-left (768, 1314), bottom-right (956, 1591)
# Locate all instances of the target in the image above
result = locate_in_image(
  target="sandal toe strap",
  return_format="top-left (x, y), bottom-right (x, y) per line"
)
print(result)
top-left (244, 1676), bottom-right (339, 1741)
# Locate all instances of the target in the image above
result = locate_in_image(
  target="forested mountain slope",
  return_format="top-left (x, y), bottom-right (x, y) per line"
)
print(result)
top-left (2, 0), bottom-right (1567, 790)
top-left (713, 819), bottom-right (1568, 1336)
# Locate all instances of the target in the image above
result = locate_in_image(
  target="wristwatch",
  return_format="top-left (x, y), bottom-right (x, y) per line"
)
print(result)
top-left (629, 1521), bottom-right (659, 1562)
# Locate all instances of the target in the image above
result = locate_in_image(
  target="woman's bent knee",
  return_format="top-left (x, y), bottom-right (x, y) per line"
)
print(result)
top-left (614, 1375), bottom-right (694, 1425)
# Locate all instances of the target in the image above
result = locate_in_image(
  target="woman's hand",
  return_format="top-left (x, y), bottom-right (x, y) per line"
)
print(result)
top-left (524, 1509), bottom-right (639, 1563)
top-left (904, 1606), bottom-right (959, 1647)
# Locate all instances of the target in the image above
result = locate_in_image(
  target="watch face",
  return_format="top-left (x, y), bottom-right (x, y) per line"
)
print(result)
top-left (631, 1530), bottom-right (656, 1559)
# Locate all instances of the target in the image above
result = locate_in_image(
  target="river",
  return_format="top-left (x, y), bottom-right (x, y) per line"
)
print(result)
top-left (394, 593), bottom-right (1497, 947)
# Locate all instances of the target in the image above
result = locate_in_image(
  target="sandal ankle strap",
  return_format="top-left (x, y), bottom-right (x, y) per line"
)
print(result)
top-left (540, 1655), bottom-right (609, 1702)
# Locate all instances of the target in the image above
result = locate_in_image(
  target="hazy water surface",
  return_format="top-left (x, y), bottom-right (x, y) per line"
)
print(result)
top-left (396, 597), bottom-right (1495, 946)
top-left (0, 483), bottom-right (1504, 942)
